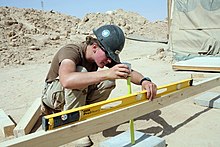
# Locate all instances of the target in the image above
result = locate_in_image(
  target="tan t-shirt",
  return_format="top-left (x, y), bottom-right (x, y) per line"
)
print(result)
top-left (45, 42), bottom-right (98, 83)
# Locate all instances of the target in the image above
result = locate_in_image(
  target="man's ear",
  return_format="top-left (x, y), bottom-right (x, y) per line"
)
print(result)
top-left (92, 43), bottom-right (98, 48)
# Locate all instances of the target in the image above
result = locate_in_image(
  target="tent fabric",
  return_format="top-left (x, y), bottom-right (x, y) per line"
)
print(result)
top-left (169, 0), bottom-right (220, 61)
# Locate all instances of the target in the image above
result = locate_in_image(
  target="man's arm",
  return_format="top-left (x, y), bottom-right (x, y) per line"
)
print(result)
top-left (58, 59), bottom-right (132, 90)
top-left (59, 59), bottom-right (107, 89)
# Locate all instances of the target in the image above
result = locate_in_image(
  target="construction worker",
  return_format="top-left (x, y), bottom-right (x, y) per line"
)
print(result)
top-left (41, 24), bottom-right (157, 146)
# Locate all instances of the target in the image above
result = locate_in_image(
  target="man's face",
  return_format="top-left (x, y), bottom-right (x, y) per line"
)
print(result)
top-left (94, 48), bottom-right (112, 68)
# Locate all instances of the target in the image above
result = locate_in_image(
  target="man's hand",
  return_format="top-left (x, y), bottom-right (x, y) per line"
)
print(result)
top-left (141, 80), bottom-right (157, 101)
top-left (107, 64), bottom-right (131, 80)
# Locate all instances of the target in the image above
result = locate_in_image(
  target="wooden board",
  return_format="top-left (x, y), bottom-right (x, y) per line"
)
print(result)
top-left (172, 57), bottom-right (220, 72)
top-left (0, 75), bottom-right (220, 147)
top-left (0, 109), bottom-right (15, 137)
top-left (13, 98), bottom-right (41, 137)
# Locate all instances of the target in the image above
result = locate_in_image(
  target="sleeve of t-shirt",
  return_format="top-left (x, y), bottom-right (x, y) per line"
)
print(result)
top-left (57, 45), bottom-right (80, 65)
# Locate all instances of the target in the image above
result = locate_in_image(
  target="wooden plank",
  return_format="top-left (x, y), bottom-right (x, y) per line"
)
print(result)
top-left (0, 75), bottom-right (220, 147)
top-left (172, 57), bottom-right (220, 72)
top-left (13, 98), bottom-right (41, 137)
top-left (190, 73), bottom-right (219, 79)
top-left (0, 109), bottom-right (15, 137)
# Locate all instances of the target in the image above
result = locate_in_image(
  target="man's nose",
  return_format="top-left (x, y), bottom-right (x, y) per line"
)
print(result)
top-left (107, 58), bottom-right (112, 63)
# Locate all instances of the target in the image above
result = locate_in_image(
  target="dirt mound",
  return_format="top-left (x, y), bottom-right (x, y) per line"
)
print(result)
top-left (0, 7), bottom-right (167, 68)
top-left (75, 9), bottom-right (167, 39)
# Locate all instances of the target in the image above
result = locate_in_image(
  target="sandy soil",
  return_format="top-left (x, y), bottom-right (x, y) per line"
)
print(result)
top-left (1, 39), bottom-right (220, 147)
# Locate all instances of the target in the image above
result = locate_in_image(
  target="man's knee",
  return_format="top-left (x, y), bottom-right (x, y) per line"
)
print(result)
top-left (98, 80), bottom-right (116, 90)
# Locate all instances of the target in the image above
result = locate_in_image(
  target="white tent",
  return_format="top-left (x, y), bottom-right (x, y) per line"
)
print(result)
top-left (168, 0), bottom-right (220, 61)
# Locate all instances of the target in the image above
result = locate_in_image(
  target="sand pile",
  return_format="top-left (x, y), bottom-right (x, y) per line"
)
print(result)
top-left (0, 7), bottom-right (168, 68)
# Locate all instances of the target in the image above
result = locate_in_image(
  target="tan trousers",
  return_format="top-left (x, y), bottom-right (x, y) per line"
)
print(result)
top-left (41, 66), bottom-right (115, 114)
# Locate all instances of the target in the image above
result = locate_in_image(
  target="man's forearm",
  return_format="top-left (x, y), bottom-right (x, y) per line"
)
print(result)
top-left (130, 70), bottom-right (144, 85)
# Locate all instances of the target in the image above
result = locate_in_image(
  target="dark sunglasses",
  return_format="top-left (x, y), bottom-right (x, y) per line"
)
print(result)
top-left (99, 45), bottom-right (111, 59)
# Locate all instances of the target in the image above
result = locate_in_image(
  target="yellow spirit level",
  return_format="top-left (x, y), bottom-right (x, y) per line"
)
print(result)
top-left (42, 79), bottom-right (193, 131)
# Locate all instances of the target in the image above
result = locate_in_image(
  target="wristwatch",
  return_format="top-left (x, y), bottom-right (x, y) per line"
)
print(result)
top-left (140, 77), bottom-right (152, 85)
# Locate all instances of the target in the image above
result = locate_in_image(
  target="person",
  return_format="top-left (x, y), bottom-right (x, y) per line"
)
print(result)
top-left (41, 24), bottom-right (157, 147)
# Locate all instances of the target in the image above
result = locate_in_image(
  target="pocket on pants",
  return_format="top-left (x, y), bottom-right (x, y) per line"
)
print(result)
top-left (52, 90), bottom-right (65, 110)
top-left (42, 79), bottom-right (65, 110)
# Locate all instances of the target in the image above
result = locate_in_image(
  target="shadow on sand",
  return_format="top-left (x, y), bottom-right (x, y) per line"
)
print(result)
top-left (103, 107), bottom-right (211, 138)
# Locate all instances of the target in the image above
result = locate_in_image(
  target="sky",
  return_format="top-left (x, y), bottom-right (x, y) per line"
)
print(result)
top-left (0, 0), bottom-right (167, 22)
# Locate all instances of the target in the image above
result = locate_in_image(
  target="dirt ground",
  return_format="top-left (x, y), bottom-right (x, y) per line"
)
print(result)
top-left (1, 39), bottom-right (220, 147)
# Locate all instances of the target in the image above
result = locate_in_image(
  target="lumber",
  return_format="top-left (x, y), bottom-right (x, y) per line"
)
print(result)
top-left (172, 57), bottom-right (220, 72)
top-left (0, 109), bottom-right (15, 137)
top-left (13, 98), bottom-right (41, 137)
top-left (0, 75), bottom-right (219, 147)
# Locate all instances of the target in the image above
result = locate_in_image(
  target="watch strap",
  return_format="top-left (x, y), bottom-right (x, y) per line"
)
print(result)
top-left (140, 77), bottom-right (151, 85)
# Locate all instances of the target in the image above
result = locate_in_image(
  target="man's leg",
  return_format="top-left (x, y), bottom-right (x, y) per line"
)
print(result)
top-left (41, 80), bottom-right (64, 114)
top-left (62, 66), bottom-right (92, 147)
top-left (63, 88), bottom-right (87, 110)
top-left (63, 66), bottom-right (88, 111)
top-left (86, 80), bottom-right (116, 104)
